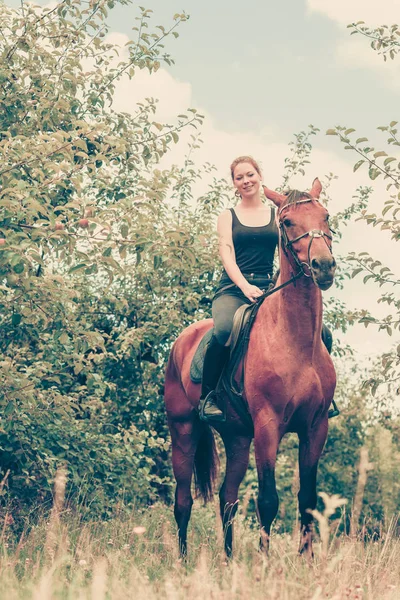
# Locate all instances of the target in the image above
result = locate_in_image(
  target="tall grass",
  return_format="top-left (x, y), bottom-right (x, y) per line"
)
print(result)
top-left (1, 496), bottom-right (399, 599)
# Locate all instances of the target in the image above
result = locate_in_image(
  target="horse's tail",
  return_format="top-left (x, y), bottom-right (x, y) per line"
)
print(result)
top-left (193, 421), bottom-right (219, 503)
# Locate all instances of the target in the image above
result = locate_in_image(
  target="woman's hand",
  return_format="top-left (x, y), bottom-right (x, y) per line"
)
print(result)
top-left (240, 283), bottom-right (264, 303)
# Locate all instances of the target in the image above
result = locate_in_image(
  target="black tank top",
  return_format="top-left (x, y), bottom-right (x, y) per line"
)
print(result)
top-left (219, 206), bottom-right (279, 286)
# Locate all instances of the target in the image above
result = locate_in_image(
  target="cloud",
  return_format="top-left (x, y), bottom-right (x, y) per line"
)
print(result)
top-left (306, 2), bottom-right (400, 92)
top-left (307, 0), bottom-right (400, 26)
top-left (104, 33), bottom-right (193, 123)
top-left (106, 31), bottom-right (399, 358)
top-left (335, 36), bottom-right (400, 92)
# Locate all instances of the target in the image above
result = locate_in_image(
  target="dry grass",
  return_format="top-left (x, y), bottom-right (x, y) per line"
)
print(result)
top-left (0, 498), bottom-right (399, 600)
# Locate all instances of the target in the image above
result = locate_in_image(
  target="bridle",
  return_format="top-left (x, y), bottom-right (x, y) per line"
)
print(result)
top-left (278, 198), bottom-right (334, 279)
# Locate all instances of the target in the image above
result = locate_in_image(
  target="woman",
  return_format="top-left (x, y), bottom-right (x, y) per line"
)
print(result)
top-left (199, 155), bottom-right (336, 422)
top-left (199, 156), bottom-right (279, 422)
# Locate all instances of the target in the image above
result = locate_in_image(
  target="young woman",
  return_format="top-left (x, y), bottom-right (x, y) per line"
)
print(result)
top-left (199, 156), bottom-right (279, 421)
top-left (199, 156), bottom-right (336, 422)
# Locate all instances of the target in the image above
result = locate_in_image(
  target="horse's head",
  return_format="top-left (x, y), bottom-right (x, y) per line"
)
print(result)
top-left (263, 179), bottom-right (336, 291)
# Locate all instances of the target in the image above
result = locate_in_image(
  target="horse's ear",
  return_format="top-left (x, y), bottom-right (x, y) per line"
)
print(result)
top-left (310, 178), bottom-right (322, 199)
top-left (262, 185), bottom-right (286, 207)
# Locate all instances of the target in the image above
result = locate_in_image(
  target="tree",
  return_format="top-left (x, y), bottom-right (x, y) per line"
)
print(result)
top-left (0, 0), bottom-right (207, 515)
top-left (325, 21), bottom-right (400, 402)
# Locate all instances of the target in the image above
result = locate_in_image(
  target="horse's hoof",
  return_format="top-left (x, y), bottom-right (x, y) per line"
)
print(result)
top-left (299, 546), bottom-right (314, 560)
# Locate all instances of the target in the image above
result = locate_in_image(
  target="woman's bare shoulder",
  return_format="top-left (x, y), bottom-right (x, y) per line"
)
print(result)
top-left (217, 208), bottom-right (233, 237)
top-left (217, 208), bottom-right (232, 224)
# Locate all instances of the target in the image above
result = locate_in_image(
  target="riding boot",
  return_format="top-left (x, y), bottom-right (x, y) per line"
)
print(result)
top-left (199, 335), bottom-right (230, 423)
top-left (322, 324), bottom-right (340, 419)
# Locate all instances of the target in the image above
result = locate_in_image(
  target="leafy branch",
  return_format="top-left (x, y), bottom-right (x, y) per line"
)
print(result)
top-left (348, 21), bottom-right (400, 61)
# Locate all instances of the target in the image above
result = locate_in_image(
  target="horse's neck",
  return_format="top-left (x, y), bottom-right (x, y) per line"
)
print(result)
top-left (259, 255), bottom-right (323, 350)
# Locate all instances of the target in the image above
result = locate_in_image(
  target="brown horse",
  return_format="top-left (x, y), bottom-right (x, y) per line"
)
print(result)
top-left (164, 178), bottom-right (336, 558)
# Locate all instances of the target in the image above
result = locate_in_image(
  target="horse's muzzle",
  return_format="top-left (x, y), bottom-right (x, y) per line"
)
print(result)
top-left (310, 256), bottom-right (336, 291)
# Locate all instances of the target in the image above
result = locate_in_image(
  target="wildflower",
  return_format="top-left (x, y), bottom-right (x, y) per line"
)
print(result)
top-left (132, 526), bottom-right (146, 535)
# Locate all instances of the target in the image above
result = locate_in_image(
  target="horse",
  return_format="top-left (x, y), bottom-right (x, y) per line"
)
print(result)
top-left (164, 178), bottom-right (336, 558)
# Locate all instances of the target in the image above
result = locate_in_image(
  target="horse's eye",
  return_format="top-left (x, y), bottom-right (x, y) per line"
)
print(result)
top-left (283, 218), bottom-right (293, 227)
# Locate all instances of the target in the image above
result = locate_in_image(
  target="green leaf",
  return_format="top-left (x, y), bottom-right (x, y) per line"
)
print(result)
top-left (12, 313), bottom-right (22, 326)
top-left (74, 138), bottom-right (88, 152)
top-left (59, 332), bottom-right (69, 345)
top-left (351, 268), bottom-right (363, 278)
top-left (355, 137), bottom-right (368, 144)
top-left (353, 160), bottom-right (365, 172)
top-left (13, 263), bottom-right (25, 274)
top-left (69, 263), bottom-right (87, 273)
top-left (368, 168), bottom-right (381, 180)
top-left (363, 274), bottom-right (375, 283)
top-left (4, 401), bottom-right (14, 416)
top-left (384, 157), bottom-right (396, 166)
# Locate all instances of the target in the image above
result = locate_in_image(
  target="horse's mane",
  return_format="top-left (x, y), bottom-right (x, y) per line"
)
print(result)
top-left (283, 189), bottom-right (312, 205)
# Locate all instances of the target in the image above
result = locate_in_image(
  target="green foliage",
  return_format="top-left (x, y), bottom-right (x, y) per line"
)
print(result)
top-left (348, 21), bottom-right (400, 61)
top-left (325, 122), bottom-right (400, 395)
top-left (278, 125), bottom-right (320, 191)
top-left (0, 0), bottom-right (209, 516)
top-left (325, 20), bottom-right (400, 399)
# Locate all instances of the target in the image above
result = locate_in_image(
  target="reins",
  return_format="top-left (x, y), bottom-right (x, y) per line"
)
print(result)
top-left (225, 270), bottom-right (303, 414)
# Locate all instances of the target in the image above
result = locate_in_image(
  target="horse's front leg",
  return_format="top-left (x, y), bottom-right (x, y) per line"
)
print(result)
top-left (298, 418), bottom-right (328, 559)
top-left (219, 434), bottom-right (252, 558)
top-left (254, 418), bottom-right (280, 553)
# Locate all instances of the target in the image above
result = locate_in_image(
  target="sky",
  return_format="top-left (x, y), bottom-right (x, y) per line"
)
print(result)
top-left (5, 0), bottom-right (400, 365)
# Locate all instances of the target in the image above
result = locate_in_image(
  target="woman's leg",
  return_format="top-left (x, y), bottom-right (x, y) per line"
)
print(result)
top-left (199, 294), bottom-right (249, 422)
top-left (321, 323), bottom-right (333, 355)
top-left (212, 294), bottom-right (249, 346)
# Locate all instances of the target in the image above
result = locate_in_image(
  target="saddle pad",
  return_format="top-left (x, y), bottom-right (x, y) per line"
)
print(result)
top-left (190, 328), bottom-right (214, 383)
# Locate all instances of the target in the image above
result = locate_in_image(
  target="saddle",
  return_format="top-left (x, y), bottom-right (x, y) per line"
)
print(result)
top-left (190, 301), bottom-right (262, 431)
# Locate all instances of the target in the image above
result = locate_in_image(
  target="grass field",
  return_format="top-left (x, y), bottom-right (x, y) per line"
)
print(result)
top-left (1, 497), bottom-right (399, 600)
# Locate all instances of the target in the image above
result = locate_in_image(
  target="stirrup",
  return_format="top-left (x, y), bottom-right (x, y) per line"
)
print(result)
top-left (328, 399), bottom-right (340, 419)
top-left (199, 391), bottom-right (226, 423)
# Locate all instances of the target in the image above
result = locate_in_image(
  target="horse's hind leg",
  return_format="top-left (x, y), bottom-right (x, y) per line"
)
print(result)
top-left (297, 419), bottom-right (328, 559)
top-left (219, 434), bottom-right (252, 558)
top-left (169, 415), bottom-right (199, 557)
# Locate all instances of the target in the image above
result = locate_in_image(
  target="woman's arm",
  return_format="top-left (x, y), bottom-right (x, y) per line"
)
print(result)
top-left (217, 210), bottom-right (263, 301)
top-left (217, 210), bottom-right (247, 289)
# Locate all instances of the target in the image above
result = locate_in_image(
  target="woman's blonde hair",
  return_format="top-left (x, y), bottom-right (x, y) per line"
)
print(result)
top-left (230, 156), bottom-right (262, 180)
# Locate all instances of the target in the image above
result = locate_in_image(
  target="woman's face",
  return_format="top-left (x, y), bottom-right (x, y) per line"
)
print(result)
top-left (232, 162), bottom-right (262, 200)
